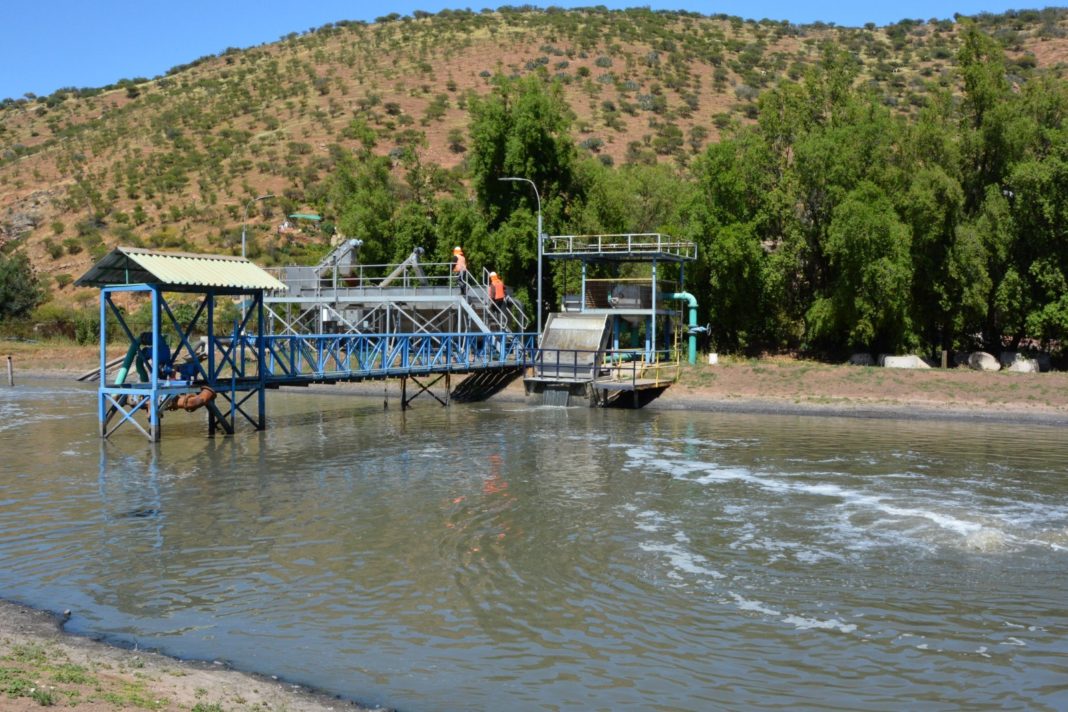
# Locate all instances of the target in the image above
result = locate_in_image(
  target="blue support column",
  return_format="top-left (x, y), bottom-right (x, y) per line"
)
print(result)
top-left (98, 290), bottom-right (107, 436)
top-left (206, 292), bottom-right (217, 438)
top-left (150, 286), bottom-right (161, 442)
top-left (256, 291), bottom-right (266, 429)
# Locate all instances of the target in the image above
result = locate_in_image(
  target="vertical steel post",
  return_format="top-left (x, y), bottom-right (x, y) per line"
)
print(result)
top-left (207, 293), bottom-right (215, 382)
top-left (150, 287), bottom-right (161, 442)
top-left (581, 261), bottom-right (587, 313)
top-left (537, 211), bottom-right (543, 343)
top-left (98, 290), bottom-right (107, 435)
top-left (651, 260), bottom-right (658, 364)
top-left (256, 290), bottom-right (266, 430)
top-left (207, 293), bottom-right (216, 438)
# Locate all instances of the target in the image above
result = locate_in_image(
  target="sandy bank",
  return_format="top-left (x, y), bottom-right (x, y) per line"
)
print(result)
top-left (0, 599), bottom-right (379, 711)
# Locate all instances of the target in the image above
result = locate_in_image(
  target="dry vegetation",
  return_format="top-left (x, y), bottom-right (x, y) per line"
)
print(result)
top-left (2, 7), bottom-right (1068, 302)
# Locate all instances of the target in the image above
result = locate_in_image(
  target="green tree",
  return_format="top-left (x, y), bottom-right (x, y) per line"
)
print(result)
top-left (806, 182), bottom-right (914, 354)
top-left (468, 73), bottom-right (580, 309)
top-left (901, 166), bottom-right (965, 351)
top-left (468, 73), bottom-right (578, 228)
top-left (330, 152), bottom-right (397, 264)
top-left (0, 252), bottom-right (48, 321)
top-left (1005, 152), bottom-right (1068, 346)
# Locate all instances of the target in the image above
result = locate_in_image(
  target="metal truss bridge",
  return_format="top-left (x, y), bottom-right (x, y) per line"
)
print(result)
top-left (78, 247), bottom-right (534, 442)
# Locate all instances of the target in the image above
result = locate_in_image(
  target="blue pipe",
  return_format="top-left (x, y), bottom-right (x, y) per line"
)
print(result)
top-left (665, 292), bottom-right (698, 365)
top-left (113, 340), bottom-right (140, 385)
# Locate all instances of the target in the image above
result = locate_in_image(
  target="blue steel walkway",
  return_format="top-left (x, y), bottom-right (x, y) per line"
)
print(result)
top-left (259, 331), bottom-right (532, 385)
top-left (79, 248), bottom-right (535, 442)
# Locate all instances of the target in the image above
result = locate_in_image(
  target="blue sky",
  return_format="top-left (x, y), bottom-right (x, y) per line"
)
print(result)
top-left (3, 1), bottom-right (1024, 100)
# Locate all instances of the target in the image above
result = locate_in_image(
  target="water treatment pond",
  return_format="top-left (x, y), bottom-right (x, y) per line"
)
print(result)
top-left (2, 380), bottom-right (1067, 710)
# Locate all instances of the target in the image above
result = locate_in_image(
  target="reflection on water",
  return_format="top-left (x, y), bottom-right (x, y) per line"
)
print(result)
top-left (1, 380), bottom-right (1067, 710)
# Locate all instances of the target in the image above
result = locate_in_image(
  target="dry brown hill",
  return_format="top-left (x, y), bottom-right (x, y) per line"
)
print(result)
top-left (2, 7), bottom-right (1067, 304)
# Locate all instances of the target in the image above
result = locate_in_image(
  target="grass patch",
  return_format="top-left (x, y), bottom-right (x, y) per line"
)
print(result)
top-left (96, 678), bottom-right (168, 709)
top-left (0, 666), bottom-right (35, 696)
top-left (9, 644), bottom-right (48, 665)
top-left (31, 687), bottom-right (56, 706)
top-left (192, 703), bottom-right (226, 712)
top-left (51, 663), bottom-right (92, 685)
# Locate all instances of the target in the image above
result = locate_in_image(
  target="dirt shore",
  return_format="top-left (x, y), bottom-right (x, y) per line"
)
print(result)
top-left (0, 601), bottom-right (378, 711)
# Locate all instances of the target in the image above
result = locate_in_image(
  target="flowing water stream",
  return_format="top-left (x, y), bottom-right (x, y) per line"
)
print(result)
top-left (1, 379), bottom-right (1066, 710)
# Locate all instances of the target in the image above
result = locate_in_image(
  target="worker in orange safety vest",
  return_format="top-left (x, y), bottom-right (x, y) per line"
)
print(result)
top-left (489, 271), bottom-right (505, 305)
top-left (452, 246), bottom-right (468, 296)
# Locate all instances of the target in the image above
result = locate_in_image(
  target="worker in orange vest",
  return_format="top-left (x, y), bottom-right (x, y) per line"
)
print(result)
top-left (489, 271), bottom-right (505, 305)
top-left (452, 246), bottom-right (468, 296)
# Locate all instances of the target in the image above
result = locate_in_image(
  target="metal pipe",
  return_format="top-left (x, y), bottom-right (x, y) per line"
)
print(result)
top-left (176, 387), bottom-right (217, 412)
top-left (113, 340), bottom-right (140, 385)
top-left (665, 292), bottom-right (699, 365)
top-left (6, 355), bottom-right (12, 386)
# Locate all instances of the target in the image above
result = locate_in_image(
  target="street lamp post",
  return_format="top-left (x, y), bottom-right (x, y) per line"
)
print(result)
top-left (241, 194), bottom-right (274, 260)
top-left (498, 177), bottom-right (543, 339)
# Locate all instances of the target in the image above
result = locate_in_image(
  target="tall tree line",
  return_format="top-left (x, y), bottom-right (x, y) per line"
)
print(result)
top-left (328, 24), bottom-right (1068, 358)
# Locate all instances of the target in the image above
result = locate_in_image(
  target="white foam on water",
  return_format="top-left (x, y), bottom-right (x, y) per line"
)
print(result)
top-left (781, 614), bottom-right (857, 634)
top-left (963, 528), bottom-right (1010, 552)
top-left (1022, 527), bottom-right (1068, 552)
top-left (730, 593), bottom-right (856, 634)
top-left (640, 542), bottom-right (724, 579)
top-left (730, 593), bottom-right (781, 617)
top-left (634, 509), bottom-right (670, 532)
top-left (623, 444), bottom-right (1040, 553)
top-left (692, 467), bottom-right (754, 485)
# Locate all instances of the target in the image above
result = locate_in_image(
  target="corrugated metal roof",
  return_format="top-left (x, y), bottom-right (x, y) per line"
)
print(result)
top-left (75, 247), bottom-right (287, 291)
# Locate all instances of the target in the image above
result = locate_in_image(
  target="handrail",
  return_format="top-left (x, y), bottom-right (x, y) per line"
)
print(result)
top-left (242, 331), bottom-right (537, 381)
top-left (543, 233), bottom-right (697, 260)
top-left (266, 260), bottom-right (460, 296)
top-left (528, 346), bottom-right (679, 384)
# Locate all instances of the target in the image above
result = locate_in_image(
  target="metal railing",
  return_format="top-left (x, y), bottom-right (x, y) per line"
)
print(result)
top-left (543, 233), bottom-right (697, 261)
top-left (266, 261), bottom-right (530, 336)
top-left (265, 261), bottom-right (458, 297)
top-left (529, 347), bottom-right (680, 385)
top-left (233, 331), bottom-right (537, 382)
top-left (477, 266), bottom-right (529, 332)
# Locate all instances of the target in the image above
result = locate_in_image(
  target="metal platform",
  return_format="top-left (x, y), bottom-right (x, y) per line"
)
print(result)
top-left (78, 246), bottom-right (535, 442)
top-left (264, 244), bottom-right (528, 337)
top-left (543, 232), bottom-right (697, 262)
top-left (525, 233), bottom-right (698, 407)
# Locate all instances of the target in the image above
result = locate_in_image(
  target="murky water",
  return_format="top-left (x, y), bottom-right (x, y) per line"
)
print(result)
top-left (2, 380), bottom-right (1067, 711)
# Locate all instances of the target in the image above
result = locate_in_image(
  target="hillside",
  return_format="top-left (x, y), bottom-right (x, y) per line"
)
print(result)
top-left (2, 6), bottom-right (1068, 304)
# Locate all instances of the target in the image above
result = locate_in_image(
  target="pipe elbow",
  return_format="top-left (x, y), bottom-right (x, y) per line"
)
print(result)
top-left (666, 291), bottom-right (698, 309)
top-left (181, 387), bottom-right (217, 412)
